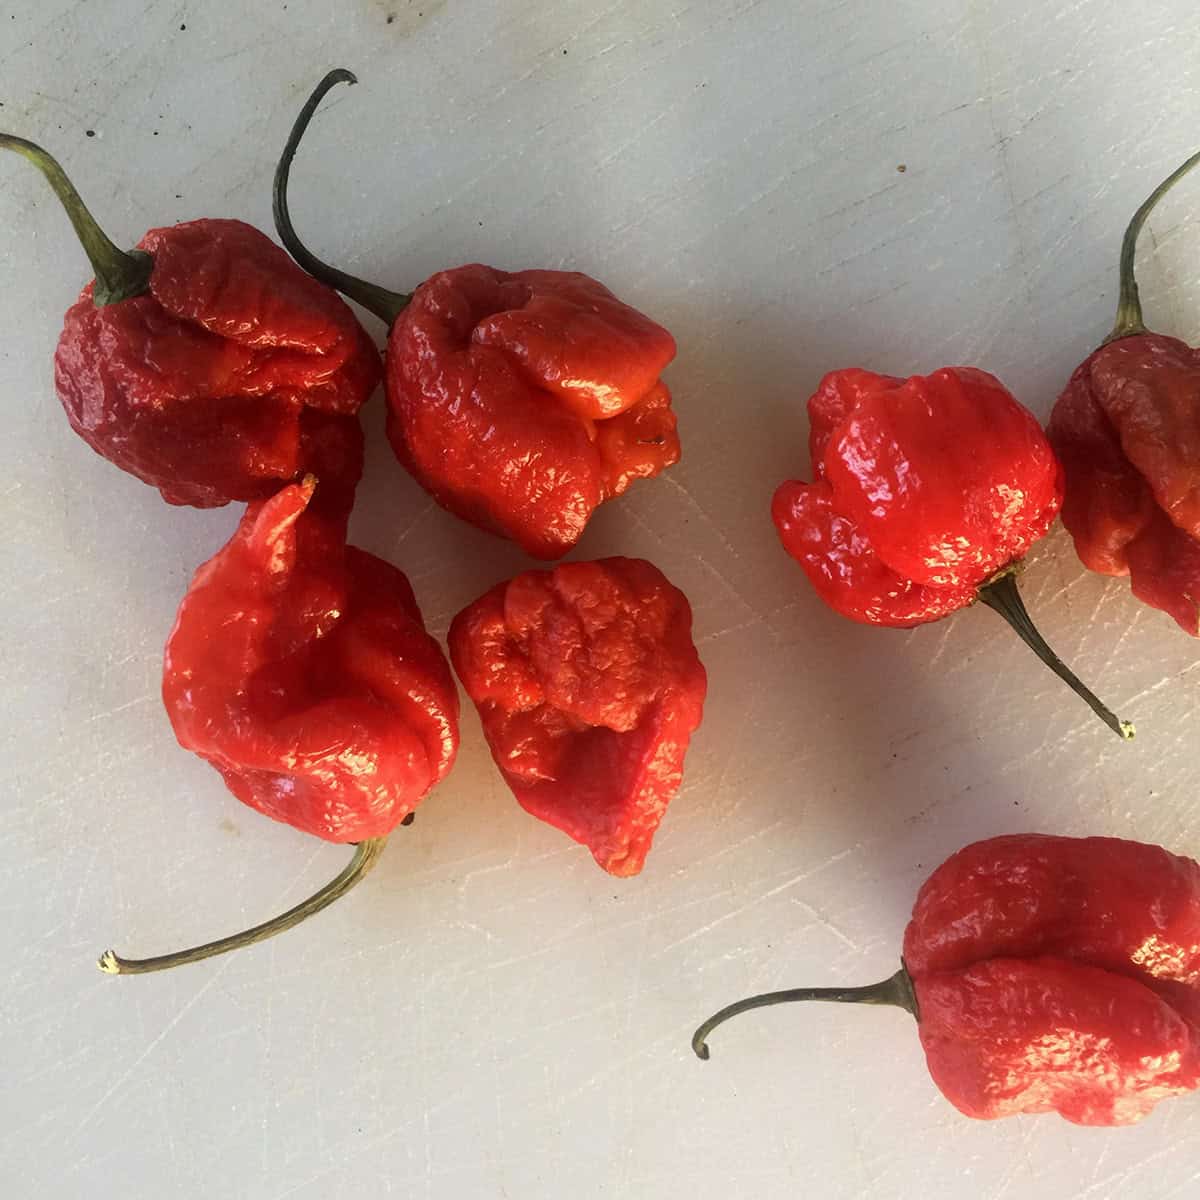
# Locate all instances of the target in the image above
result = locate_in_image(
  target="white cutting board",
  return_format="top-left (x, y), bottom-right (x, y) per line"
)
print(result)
top-left (2, 2), bottom-right (1199, 1197)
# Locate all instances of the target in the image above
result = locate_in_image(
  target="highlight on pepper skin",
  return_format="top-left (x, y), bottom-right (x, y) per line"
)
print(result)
top-left (693, 834), bottom-right (1200, 1126)
top-left (771, 365), bottom-right (1134, 740)
top-left (448, 556), bottom-right (707, 876)
top-left (271, 68), bottom-right (682, 560)
top-left (0, 132), bottom-right (380, 515)
top-left (98, 477), bottom-right (460, 975)
top-left (1048, 149), bottom-right (1200, 636)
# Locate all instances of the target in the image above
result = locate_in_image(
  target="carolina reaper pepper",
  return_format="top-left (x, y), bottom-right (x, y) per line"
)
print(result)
top-left (694, 834), bottom-right (1200, 1126)
top-left (448, 557), bottom-right (706, 876)
top-left (0, 134), bottom-right (380, 514)
top-left (1048, 151), bottom-right (1200, 634)
top-left (772, 365), bottom-right (1133, 738)
top-left (272, 70), bottom-right (679, 559)
top-left (99, 478), bottom-right (459, 974)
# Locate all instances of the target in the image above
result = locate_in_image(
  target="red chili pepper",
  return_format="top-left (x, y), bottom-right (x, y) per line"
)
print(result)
top-left (98, 479), bottom-right (459, 974)
top-left (693, 834), bottom-right (1200, 1126)
top-left (272, 70), bottom-right (679, 559)
top-left (772, 365), bottom-right (1133, 738)
top-left (1, 134), bottom-right (380, 514)
top-left (1048, 151), bottom-right (1200, 635)
top-left (448, 557), bottom-right (706, 876)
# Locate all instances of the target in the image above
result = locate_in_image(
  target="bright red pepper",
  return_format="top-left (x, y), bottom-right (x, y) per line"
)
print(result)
top-left (99, 479), bottom-right (459, 975)
top-left (772, 365), bottom-right (1133, 738)
top-left (272, 70), bottom-right (679, 558)
top-left (1048, 151), bottom-right (1200, 634)
top-left (2, 134), bottom-right (380, 514)
top-left (448, 557), bottom-right (706, 876)
top-left (694, 834), bottom-right (1200, 1126)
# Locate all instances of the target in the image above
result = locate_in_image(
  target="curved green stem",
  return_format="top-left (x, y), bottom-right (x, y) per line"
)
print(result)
top-left (98, 836), bottom-right (388, 975)
top-left (273, 69), bottom-right (410, 327)
top-left (693, 966), bottom-right (917, 1060)
top-left (0, 133), bottom-right (152, 306)
top-left (978, 570), bottom-right (1134, 740)
top-left (1107, 148), bottom-right (1200, 343)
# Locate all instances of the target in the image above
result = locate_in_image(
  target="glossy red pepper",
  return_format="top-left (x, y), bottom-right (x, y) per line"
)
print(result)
top-left (694, 834), bottom-right (1200, 1126)
top-left (772, 365), bottom-right (1133, 738)
top-left (272, 70), bottom-right (679, 559)
top-left (99, 479), bottom-right (459, 974)
top-left (1, 134), bottom-right (380, 514)
top-left (448, 557), bottom-right (706, 876)
top-left (1048, 151), bottom-right (1200, 634)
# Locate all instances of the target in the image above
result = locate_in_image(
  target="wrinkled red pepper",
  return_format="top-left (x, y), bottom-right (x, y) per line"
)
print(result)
top-left (99, 479), bottom-right (459, 974)
top-left (1, 134), bottom-right (380, 514)
top-left (272, 70), bottom-right (679, 558)
top-left (448, 557), bottom-right (706, 876)
top-left (694, 834), bottom-right (1200, 1126)
top-left (772, 365), bottom-right (1133, 738)
top-left (1048, 151), bottom-right (1200, 634)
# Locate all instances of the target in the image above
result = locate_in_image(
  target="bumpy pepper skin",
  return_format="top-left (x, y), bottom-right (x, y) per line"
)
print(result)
top-left (906, 835), bottom-right (1200, 1125)
top-left (772, 367), bottom-right (1063, 626)
top-left (386, 266), bottom-right (679, 559)
top-left (54, 219), bottom-right (381, 512)
top-left (915, 956), bottom-right (1198, 1125)
top-left (448, 557), bottom-right (706, 875)
top-left (1048, 333), bottom-right (1200, 635)
top-left (163, 479), bottom-right (459, 843)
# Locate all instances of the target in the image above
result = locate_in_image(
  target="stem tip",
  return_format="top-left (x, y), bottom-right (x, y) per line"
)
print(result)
top-left (691, 968), bottom-right (917, 1061)
top-left (1107, 148), bottom-right (1200, 344)
top-left (97, 836), bottom-right (388, 976)
top-left (273, 70), bottom-right (410, 326)
top-left (0, 132), bottom-right (152, 305)
top-left (977, 570), bottom-right (1133, 741)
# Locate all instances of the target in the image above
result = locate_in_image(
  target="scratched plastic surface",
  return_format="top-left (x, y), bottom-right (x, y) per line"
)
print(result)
top-left (2, 2), bottom-right (1199, 1197)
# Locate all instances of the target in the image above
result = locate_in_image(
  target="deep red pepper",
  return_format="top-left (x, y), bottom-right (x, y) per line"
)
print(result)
top-left (99, 479), bottom-right (459, 974)
top-left (1048, 151), bottom-right (1200, 634)
top-left (694, 834), bottom-right (1200, 1126)
top-left (772, 365), bottom-right (1133, 738)
top-left (448, 557), bottom-right (706, 876)
top-left (1, 134), bottom-right (380, 514)
top-left (272, 70), bottom-right (679, 559)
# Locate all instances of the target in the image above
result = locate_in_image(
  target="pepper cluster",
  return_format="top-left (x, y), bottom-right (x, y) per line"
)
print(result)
top-left (8, 66), bottom-right (1200, 1132)
top-left (4, 70), bottom-right (704, 975)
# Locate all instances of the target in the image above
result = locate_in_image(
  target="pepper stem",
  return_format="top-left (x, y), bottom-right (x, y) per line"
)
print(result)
top-left (273, 69), bottom-right (411, 327)
top-left (977, 570), bottom-right (1134, 740)
top-left (1107, 148), bottom-right (1200, 343)
top-left (97, 835), bottom-right (389, 975)
top-left (692, 966), bottom-right (917, 1061)
top-left (0, 133), bottom-right (152, 306)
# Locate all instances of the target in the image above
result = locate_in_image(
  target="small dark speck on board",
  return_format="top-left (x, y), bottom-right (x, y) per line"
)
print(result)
top-left (387, 13), bottom-right (395, 23)
top-left (180, 23), bottom-right (187, 31)
top-left (896, 163), bottom-right (907, 173)
top-left (85, 129), bottom-right (95, 137)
